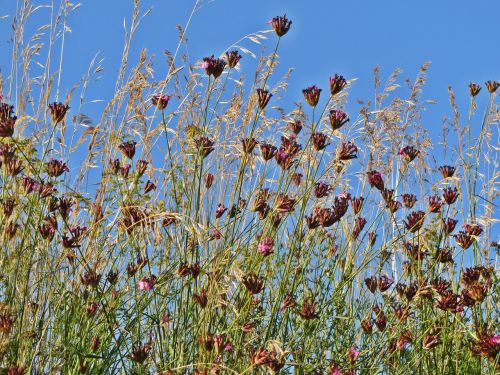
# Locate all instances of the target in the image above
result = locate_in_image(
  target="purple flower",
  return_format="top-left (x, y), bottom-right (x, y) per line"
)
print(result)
top-left (257, 237), bottom-right (274, 256)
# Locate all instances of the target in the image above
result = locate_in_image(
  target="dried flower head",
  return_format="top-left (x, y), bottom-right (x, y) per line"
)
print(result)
top-left (329, 74), bottom-right (347, 96)
top-left (438, 165), bottom-right (455, 178)
top-left (48, 102), bottom-right (69, 124)
top-left (329, 109), bottom-right (349, 131)
top-left (256, 88), bottom-right (272, 110)
top-left (151, 93), bottom-right (171, 110)
top-left (119, 140), bottom-right (137, 160)
top-left (269, 14), bottom-right (292, 37)
top-left (202, 55), bottom-right (226, 79)
top-left (225, 50), bottom-right (242, 68)
top-left (469, 82), bottom-right (481, 97)
top-left (302, 85), bottom-right (322, 107)
top-left (485, 80), bottom-right (500, 93)
top-left (312, 132), bottom-right (329, 151)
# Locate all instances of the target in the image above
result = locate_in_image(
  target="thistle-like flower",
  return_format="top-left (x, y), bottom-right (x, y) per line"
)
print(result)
top-left (442, 218), bottom-right (458, 235)
top-left (130, 342), bottom-right (152, 364)
top-left (454, 231), bottom-right (475, 249)
top-left (256, 89), bottom-right (272, 110)
top-left (302, 85), bottom-right (322, 107)
top-left (312, 132), bottom-right (329, 151)
top-left (298, 298), bottom-right (319, 320)
top-left (119, 141), bottom-right (137, 160)
top-left (367, 171), bottom-right (384, 191)
top-left (398, 145), bottom-right (419, 163)
top-left (438, 165), bottom-right (455, 178)
top-left (468, 82), bottom-right (481, 97)
top-left (336, 141), bottom-right (358, 160)
top-left (329, 74), bottom-right (347, 96)
top-left (329, 109), bottom-right (349, 131)
top-left (242, 273), bottom-right (264, 294)
top-left (202, 55), bottom-right (226, 79)
top-left (225, 50), bottom-right (242, 68)
top-left (442, 186), bottom-right (459, 205)
top-left (314, 181), bottom-right (331, 198)
top-left (138, 275), bottom-right (157, 291)
top-left (269, 14), bottom-right (292, 37)
top-left (428, 195), bottom-right (442, 213)
top-left (365, 276), bottom-right (377, 293)
top-left (46, 159), bottom-right (69, 177)
top-left (194, 136), bottom-right (215, 158)
top-left (485, 80), bottom-right (500, 93)
top-left (402, 193), bottom-right (417, 208)
top-left (151, 94), bottom-right (170, 110)
top-left (48, 102), bottom-right (69, 124)
top-left (0, 117), bottom-right (16, 137)
top-left (259, 143), bottom-right (277, 161)
top-left (241, 137), bottom-right (258, 154)
top-left (257, 237), bottom-right (274, 256)
top-left (404, 211), bottom-right (425, 232)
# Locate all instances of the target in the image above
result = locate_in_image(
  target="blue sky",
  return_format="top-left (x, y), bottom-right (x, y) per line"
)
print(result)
top-left (2, 0), bottom-right (498, 144)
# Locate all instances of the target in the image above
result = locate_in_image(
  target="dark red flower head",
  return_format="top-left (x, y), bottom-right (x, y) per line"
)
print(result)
top-left (302, 85), bottom-right (322, 107)
top-left (202, 55), bottom-right (226, 79)
top-left (269, 14), bottom-right (292, 37)
top-left (48, 102), bottom-right (69, 124)
top-left (151, 94), bottom-right (170, 110)
top-left (225, 50), bottom-right (242, 68)
top-left (329, 74), bottom-right (347, 96)
top-left (119, 141), bottom-right (137, 160)
top-left (367, 170), bottom-right (384, 191)
top-left (256, 89), bottom-right (272, 110)
top-left (329, 109), bottom-right (349, 131)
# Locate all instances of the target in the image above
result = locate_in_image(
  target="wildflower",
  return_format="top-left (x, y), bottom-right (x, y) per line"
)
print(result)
top-left (80, 270), bottom-right (102, 288)
top-left (256, 88), bottom-right (272, 110)
top-left (241, 137), bottom-right (258, 154)
top-left (130, 342), bottom-right (152, 364)
top-left (275, 193), bottom-right (296, 213)
top-left (225, 50), bottom-right (242, 68)
top-left (257, 237), bottom-right (274, 256)
top-left (215, 203), bottom-right (227, 219)
top-left (329, 109), bottom-right (349, 131)
top-left (428, 195), bottom-right (442, 213)
top-left (435, 247), bottom-right (454, 263)
top-left (365, 276), bottom-right (377, 293)
top-left (312, 132), bottom-right (329, 151)
top-left (438, 165), bottom-right (455, 178)
top-left (138, 275), bottom-right (157, 291)
top-left (404, 210), bottom-right (425, 232)
top-left (275, 149), bottom-right (294, 170)
top-left (281, 293), bottom-right (297, 310)
top-left (423, 328), bottom-right (441, 350)
top-left (126, 263), bottom-right (138, 276)
top-left (436, 291), bottom-right (462, 313)
top-left (298, 298), bottom-right (319, 320)
top-left (259, 143), bottom-right (277, 161)
top-left (291, 172), bottom-right (302, 186)
top-left (0, 117), bottom-right (16, 137)
top-left (405, 242), bottom-right (428, 261)
top-left (485, 80), bottom-right (500, 93)
top-left (242, 273), bottom-right (264, 294)
top-left (144, 180), bottom-right (156, 194)
top-left (86, 302), bottom-right (99, 317)
top-left (269, 14), bottom-right (292, 37)
top-left (107, 270), bottom-right (118, 284)
top-left (2, 198), bottom-right (15, 218)
top-left (314, 182), bottom-right (331, 199)
top-left (368, 231), bottom-right (377, 246)
top-left (471, 331), bottom-right (500, 363)
top-left (48, 102), bottom-right (69, 124)
top-left (0, 312), bottom-right (13, 333)
top-left (373, 305), bottom-right (387, 332)
top-left (194, 136), bottom-right (215, 158)
top-left (336, 141), bottom-right (358, 160)
top-left (441, 186), bottom-right (459, 205)
top-left (136, 159), bottom-right (148, 177)
top-left (204, 172), bottom-right (214, 188)
top-left (367, 170), bottom-right (384, 190)
top-left (6, 365), bottom-right (26, 375)
top-left (463, 223), bottom-right (483, 236)
top-left (109, 159), bottom-right (121, 174)
top-left (442, 218), bottom-right (458, 235)
top-left (151, 93), bottom-right (170, 110)
top-left (0, 102), bottom-right (14, 121)
top-left (58, 196), bottom-right (74, 220)
top-left (398, 145), bottom-right (419, 163)
top-left (347, 346), bottom-right (360, 364)
top-left (468, 82), bottom-right (481, 97)
top-left (361, 318), bottom-right (373, 334)
top-left (46, 159), bottom-right (69, 177)
top-left (287, 119), bottom-right (302, 134)
top-left (202, 55), bottom-right (226, 79)
top-left (120, 164), bottom-right (131, 178)
top-left (250, 348), bottom-right (271, 366)
top-left (387, 200), bottom-right (402, 213)
top-left (454, 231), bottom-right (475, 249)
top-left (402, 193), bottom-right (417, 208)
top-left (352, 217), bottom-right (367, 239)
top-left (119, 140), bottom-right (137, 159)
top-left (378, 274), bottom-right (393, 292)
top-left (350, 196), bottom-right (364, 215)
top-left (302, 85), bottom-right (322, 107)
top-left (194, 288), bottom-right (208, 308)
top-left (190, 263), bottom-right (201, 278)
top-left (329, 74), bottom-right (347, 96)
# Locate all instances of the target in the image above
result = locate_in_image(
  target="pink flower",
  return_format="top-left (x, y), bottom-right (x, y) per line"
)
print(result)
top-left (257, 237), bottom-right (274, 256)
top-left (490, 335), bottom-right (500, 345)
top-left (347, 346), bottom-right (360, 363)
top-left (138, 275), bottom-right (157, 291)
